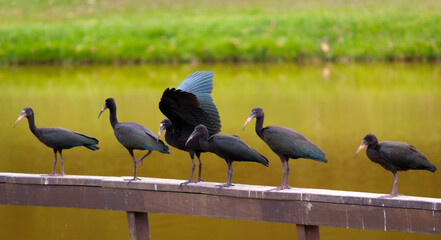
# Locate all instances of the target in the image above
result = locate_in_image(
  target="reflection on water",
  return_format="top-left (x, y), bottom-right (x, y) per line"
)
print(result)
top-left (0, 63), bottom-right (440, 240)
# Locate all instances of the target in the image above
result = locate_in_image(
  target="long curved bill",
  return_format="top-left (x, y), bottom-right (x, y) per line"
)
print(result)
top-left (98, 106), bottom-right (107, 119)
top-left (157, 124), bottom-right (166, 143)
top-left (185, 131), bottom-right (197, 146)
top-left (242, 113), bottom-right (256, 131)
top-left (13, 114), bottom-right (26, 128)
top-left (355, 143), bottom-right (367, 158)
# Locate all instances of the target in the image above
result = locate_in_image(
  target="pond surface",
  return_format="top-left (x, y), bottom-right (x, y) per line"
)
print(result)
top-left (0, 63), bottom-right (440, 239)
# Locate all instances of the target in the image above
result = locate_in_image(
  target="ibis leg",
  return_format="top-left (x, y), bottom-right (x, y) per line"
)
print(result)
top-left (267, 158), bottom-right (286, 191)
top-left (50, 149), bottom-right (58, 175)
top-left (127, 211), bottom-right (150, 240)
top-left (194, 152), bottom-right (204, 183)
top-left (296, 224), bottom-right (320, 240)
top-left (281, 159), bottom-right (287, 188)
top-left (391, 171), bottom-right (398, 196)
top-left (284, 159), bottom-right (292, 189)
top-left (59, 150), bottom-right (65, 176)
top-left (217, 161), bottom-right (233, 188)
top-left (128, 150), bottom-right (140, 182)
top-left (137, 150), bottom-right (152, 167)
top-left (180, 152), bottom-right (196, 187)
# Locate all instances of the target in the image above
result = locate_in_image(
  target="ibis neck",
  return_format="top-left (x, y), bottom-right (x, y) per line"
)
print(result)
top-left (368, 141), bottom-right (380, 151)
top-left (198, 132), bottom-right (214, 152)
top-left (108, 107), bottom-right (119, 128)
top-left (27, 115), bottom-right (41, 138)
top-left (254, 116), bottom-right (265, 139)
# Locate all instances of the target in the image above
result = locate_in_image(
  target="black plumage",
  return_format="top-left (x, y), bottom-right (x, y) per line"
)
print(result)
top-left (99, 98), bottom-right (170, 181)
top-left (186, 124), bottom-right (269, 188)
top-left (14, 107), bottom-right (99, 176)
top-left (158, 71), bottom-right (221, 186)
top-left (355, 133), bottom-right (436, 197)
top-left (243, 107), bottom-right (327, 190)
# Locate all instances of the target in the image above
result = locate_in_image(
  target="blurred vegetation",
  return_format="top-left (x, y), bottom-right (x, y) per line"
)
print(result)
top-left (0, 0), bottom-right (440, 64)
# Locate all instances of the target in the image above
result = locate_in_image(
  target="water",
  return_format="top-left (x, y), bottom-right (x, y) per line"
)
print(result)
top-left (0, 63), bottom-right (440, 239)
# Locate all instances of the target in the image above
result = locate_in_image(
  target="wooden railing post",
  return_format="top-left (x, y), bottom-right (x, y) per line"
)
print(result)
top-left (127, 211), bottom-right (150, 240)
top-left (296, 224), bottom-right (320, 240)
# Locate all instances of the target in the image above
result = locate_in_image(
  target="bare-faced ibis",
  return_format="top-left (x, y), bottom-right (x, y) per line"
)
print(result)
top-left (158, 71), bottom-right (221, 186)
top-left (355, 133), bottom-right (436, 197)
top-left (98, 98), bottom-right (170, 181)
top-left (243, 107), bottom-right (327, 190)
top-left (14, 107), bottom-right (99, 176)
top-left (186, 124), bottom-right (269, 188)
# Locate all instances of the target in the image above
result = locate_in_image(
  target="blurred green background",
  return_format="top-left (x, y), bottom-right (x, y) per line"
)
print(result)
top-left (0, 0), bottom-right (440, 64)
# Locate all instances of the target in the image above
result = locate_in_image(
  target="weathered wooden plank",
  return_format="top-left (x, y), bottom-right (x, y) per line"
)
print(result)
top-left (0, 172), bottom-right (440, 235)
top-left (2, 172), bottom-right (440, 211)
top-left (127, 212), bottom-right (150, 240)
top-left (3, 173), bottom-right (103, 186)
top-left (1, 183), bottom-right (440, 235)
top-left (296, 225), bottom-right (320, 240)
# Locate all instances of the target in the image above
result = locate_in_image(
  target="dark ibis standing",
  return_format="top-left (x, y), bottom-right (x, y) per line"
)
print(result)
top-left (355, 133), bottom-right (436, 197)
top-left (99, 98), bottom-right (170, 181)
top-left (158, 71), bottom-right (221, 186)
top-left (14, 107), bottom-right (99, 176)
top-left (186, 124), bottom-right (269, 188)
top-left (243, 107), bottom-right (327, 190)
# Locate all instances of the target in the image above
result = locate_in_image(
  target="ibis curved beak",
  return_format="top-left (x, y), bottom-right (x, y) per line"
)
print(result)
top-left (14, 114), bottom-right (26, 128)
top-left (355, 142), bottom-right (367, 158)
top-left (157, 124), bottom-right (166, 143)
top-left (98, 106), bottom-right (107, 119)
top-left (185, 130), bottom-right (198, 146)
top-left (243, 113), bottom-right (256, 131)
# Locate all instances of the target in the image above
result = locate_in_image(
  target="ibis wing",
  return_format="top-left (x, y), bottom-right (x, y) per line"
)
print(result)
top-left (379, 141), bottom-right (432, 170)
top-left (177, 71), bottom-right (214, 94)
top-left (159, 88), bottom-right (212, 130)
top-left (39, 127), bottom-right (98, 148)
top-left (159, 71), bottom-right (221, 134)
top-left (263, 126), bottom-right (326, 162)
top-left (211, 134), bottom-right (268, 165)
top-left (177, 71), bottom-right (221, 134)
top-left (114, 122), bottom-right (168, 152)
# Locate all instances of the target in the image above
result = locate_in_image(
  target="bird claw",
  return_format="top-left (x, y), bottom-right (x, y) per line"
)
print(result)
top-left (179, 180), bottom-right (192, 188)
top-left (136, 160), bottom-right (144, 167)
top-left (192, 178), bottom-right (205, 183)
top-left (216, 183), bottom-right (233, 189)
top-left (379, 193), bottom-right (403, 198)
top-left (48, 173), bottom-right (63, 177)
top-left (266, 185), bottom-right (292, 191)
top-left (126, 177), bottom-right (141, 182)
top-left (266, 186), bottom-right (284, 191)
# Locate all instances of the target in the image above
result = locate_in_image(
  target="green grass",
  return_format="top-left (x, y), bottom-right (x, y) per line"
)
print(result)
top-left (0, 0), bottom-right (440, 64)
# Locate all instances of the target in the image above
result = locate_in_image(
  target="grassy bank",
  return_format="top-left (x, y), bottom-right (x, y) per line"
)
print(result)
top-left (0, 0), bottom-right (440, 64)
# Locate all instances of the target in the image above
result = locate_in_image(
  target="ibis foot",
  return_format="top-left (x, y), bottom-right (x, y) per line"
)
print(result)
top-left (48, 173), bottom-right (63, 176)
top-left (266, 186), bottom-right (284, 191)
top-left (379, 193), bottom-right (403, 199)
top-left (192, 177), bottom-right (205, 183)
top-left (267, 185), bottom-right (292, 191)
top-left (216, 183), bottom-right (233, 189)
top-left (126, 177), bottom-right (141, 182)
top-left (136, 160), bottom-right (144, 167)
top-left (179, 180), bottom-right (192, 188)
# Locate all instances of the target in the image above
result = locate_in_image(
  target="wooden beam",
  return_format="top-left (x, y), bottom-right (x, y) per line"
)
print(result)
top-left (296, 225), bottom-right (320, 240)
top-left (127, 212), bottom-right (150, 240)
top-left (1, 172), bottom-right (440, 235)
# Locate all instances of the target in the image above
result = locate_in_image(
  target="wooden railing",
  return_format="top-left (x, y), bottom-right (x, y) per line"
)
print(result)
top-left (1, 172), bottom-right (440, 240)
